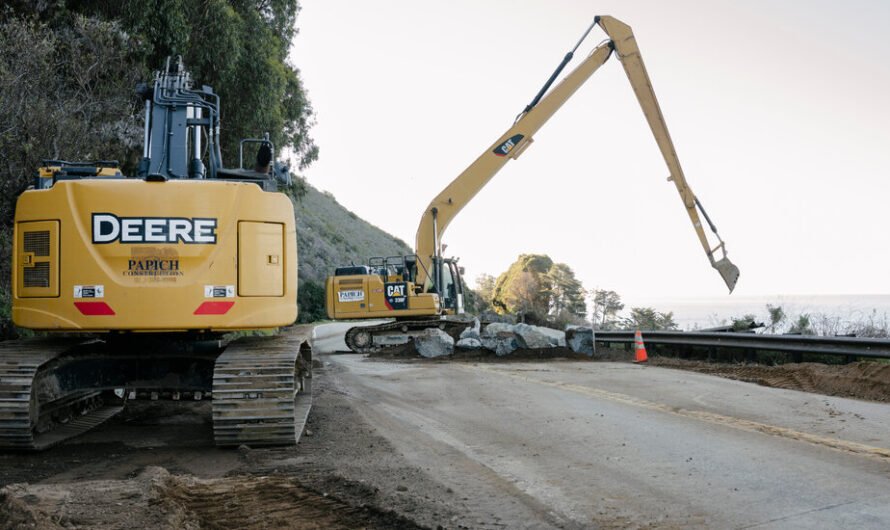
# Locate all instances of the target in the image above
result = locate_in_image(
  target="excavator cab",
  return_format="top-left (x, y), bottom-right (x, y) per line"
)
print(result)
top-left (435, 257), bottom-right (464, 315)
top-left (368, 256), bottom-right (411, 283)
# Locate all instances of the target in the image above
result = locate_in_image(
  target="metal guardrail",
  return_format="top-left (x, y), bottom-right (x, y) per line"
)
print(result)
top-left (592, 331), bottom-right (890, 359)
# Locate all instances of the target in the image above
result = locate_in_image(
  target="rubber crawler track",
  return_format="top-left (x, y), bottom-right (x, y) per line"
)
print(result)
top-left (212, 334), bottom-right (312, 446)
top-left (345, 319), bottom-right (472, 353)
top-left (0, 334), bottom-right (312, 450)
top-left (0, 339), bottom-right (122, 451)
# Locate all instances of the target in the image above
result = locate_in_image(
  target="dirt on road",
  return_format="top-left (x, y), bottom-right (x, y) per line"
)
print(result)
top-left (380, 344), bottom-right (890, 404)
top-left (650, 357), bottom-right (890, 403)
top-left (1, 466), bottom-right (418, 530)
top-left (0, 360), bottom-right (462, 530)
top-left (2, 350), bottom-right (888, 529)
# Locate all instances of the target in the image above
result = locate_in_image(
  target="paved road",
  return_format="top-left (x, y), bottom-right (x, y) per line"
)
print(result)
top-left (317, 346), bottom-right (890, 529)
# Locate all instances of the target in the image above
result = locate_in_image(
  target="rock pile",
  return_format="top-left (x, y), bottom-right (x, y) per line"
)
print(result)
top-left (415, 319), bottom-right (589, 357)
top-left (566, 326), bottom-right (594, 355)
top-left (414, 327), bottom-right (454, 358)
top-left (480, 322), bottom-right (520, 356)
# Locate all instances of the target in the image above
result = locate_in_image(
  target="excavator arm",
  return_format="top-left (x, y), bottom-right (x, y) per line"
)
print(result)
top-left (597, 16), bottom-right (739, 291)
top-left (415, 15), bottom-right (739, 294)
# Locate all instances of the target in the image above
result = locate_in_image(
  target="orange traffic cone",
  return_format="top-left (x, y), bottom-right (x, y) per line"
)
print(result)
top-left (633, 330), bottom-right (648, 364)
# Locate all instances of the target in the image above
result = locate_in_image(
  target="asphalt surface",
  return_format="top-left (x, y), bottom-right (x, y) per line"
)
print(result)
top-left (316, 326), bottom-right (890, 529)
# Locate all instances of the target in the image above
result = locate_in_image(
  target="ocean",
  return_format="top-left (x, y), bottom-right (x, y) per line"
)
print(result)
top-left (622, 294), bottom-right (890, 332)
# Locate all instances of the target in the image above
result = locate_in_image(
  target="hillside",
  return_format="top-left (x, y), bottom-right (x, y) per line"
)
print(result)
top-left (293, 182), bottom-right (412, 320)
top-left (294, 183), bottom-right (412, 283)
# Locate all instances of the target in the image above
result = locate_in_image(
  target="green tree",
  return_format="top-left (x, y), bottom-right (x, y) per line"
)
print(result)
top-left (622, 307), bottom-right (678, 331)
top-left (491, 254), bottom-right (553, 318)
top-left (789, 314), bottom-right (814, 335)
top-left (490, 254), bottom-right (590, 327)
top-left (505, 272), bottom-right (546, 323)
top-left (546, 263), bottom-right (586, 319)
top-left (765, 304), bottom-right (786, 334)
top-left (471, 273), bottom-right (496, 314)
top-left (297, 280), bottom-right (326, 323)
top-left (730, 314), bottom-right (759, 331)
top-left (5, 0), bottom-right (318, 170)
top-left (591, 289), bottom-right (624, 329)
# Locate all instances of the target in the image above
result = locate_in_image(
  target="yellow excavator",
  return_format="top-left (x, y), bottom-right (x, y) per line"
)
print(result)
top-left (1, 58), bottom-right (311, 450)
top-left (326, 16), bottom-right (740, 352)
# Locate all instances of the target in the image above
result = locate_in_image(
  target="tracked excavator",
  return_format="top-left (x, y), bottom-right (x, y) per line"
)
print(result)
top-left (0, 58), bottom-right (312, 450)
top-left (328, 15), bottom-right (740, 353)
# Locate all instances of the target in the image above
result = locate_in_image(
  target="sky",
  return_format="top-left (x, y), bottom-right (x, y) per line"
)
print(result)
top-left (291, 0), bottom-right (890, 302)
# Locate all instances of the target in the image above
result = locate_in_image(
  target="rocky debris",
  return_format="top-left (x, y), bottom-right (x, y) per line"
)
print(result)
top-left (479, 311), bottom-right (515, 324)
top-left (480, 335), bottom-right (518, 357)
top-left (481, 322), bottom-right (514, 336)
top-left (460, 318), bottom-right (482, 341)
top-left (536, 326), bottom-right (567, 347)
top-left (414, 328), bottom-right (454, 358)
top-left (456, 337), bottom-right (483, 349)
top-left (513, 323), bottom-right (559, 349)
top-left (479, 322), bottom-right (518, 356)
top-left (472, 322), bottom-right (569, 356)
top-left (566, 327), bottom-right (594, 356)
top-left (480, 333), bottom-right (519, 356)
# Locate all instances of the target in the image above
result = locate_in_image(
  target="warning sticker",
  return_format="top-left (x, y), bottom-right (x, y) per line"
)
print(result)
top-left (204, 285), bottom-right (235, 298)
top-left (338, 289), bottom-right (364, 303)
top-left (74, 285), bottom-right (104, 298)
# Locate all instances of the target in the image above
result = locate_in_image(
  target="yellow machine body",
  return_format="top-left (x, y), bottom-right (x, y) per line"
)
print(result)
top-left (13, 178), bottom-right (297, 332)
top-left (325, 273), bottom-right (438, 320)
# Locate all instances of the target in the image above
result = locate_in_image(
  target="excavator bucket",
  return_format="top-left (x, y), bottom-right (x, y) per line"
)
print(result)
top-left (713, 257), bottom-right (740, 294)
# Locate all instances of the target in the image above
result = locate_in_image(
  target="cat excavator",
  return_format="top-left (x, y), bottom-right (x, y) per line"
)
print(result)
top-left (0, 58), bottom-right (311, 450)
top-left (326, 16), bottom-right (740, 352)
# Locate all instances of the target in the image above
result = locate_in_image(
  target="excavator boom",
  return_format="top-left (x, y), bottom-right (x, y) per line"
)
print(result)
top-left (415, 15), bottom-right (739, 293)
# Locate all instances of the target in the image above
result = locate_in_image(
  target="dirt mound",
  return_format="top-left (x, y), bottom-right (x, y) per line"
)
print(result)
top-left (0, 467), bottom-right (174, 529)
top-left (653, 358), bottom-right (890, 402)
top-left (0, 467), bottom-right (422, 530)
top-left (157, 471), bottom-right (419, 529)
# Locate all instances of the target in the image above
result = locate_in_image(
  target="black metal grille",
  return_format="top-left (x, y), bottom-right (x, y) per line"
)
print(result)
top-left (24, 262), bottom-right (50, 288)
top-left (24, 231), bottom-right (50, 257)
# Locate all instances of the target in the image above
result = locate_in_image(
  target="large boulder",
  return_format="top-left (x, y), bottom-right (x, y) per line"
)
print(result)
top-left (479, 322), bottom-right (519, 356)
top-left (456, 337), bottom-right (483, 350)
top-left (536, 326), bottom-right (567, 347)
top-left (566, 327), bottom-right (594, 356)
top-left (414, 328), bottom-right (454, 358)
top-left (481, 322), bottom-right (514, 336)
top-left (480, 332), bottom-right (519, 356)
top-left (513, 323), bottom-right (557, 349)
top-left (460, 318), bottom-right (482, 341)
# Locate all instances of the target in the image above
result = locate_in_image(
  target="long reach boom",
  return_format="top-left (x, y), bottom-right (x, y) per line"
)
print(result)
top-left (414, 15), bottom-right (740, 293)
